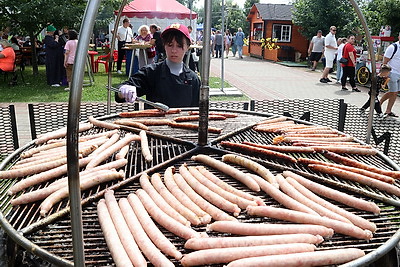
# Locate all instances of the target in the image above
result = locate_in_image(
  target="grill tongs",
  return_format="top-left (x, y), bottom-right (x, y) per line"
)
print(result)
top-left (107, 86), bottom-right (170, 112)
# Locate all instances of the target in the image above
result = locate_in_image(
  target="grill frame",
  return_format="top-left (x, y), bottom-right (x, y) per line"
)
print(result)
top-left (0, 108), bottom-right (399, 266)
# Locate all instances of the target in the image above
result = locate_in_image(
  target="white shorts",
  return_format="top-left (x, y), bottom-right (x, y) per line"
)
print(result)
top-left (324, 54), bottom-right (335, 68)
top-left (388, 72), bottom-right (400, 92)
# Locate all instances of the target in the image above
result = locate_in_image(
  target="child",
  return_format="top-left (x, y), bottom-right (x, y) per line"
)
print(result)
top-left (360, 64), bottom-right (391, 117)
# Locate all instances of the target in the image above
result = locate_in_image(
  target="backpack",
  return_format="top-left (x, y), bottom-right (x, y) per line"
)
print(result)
top-left (390, 43), bottom-right (398, 59)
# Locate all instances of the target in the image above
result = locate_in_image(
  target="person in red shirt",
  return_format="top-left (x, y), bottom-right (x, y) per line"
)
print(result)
top-left (0, 39), bottom-right (16, 73)
top-left (340, 35), bottom-right (360, 92)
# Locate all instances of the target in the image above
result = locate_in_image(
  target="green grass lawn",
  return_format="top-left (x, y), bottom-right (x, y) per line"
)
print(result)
top-left (0, 65), bottom-right (248, 102)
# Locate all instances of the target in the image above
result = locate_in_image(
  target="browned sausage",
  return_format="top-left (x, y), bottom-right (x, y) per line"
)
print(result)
top-left (207, 221), bottom-right (334, 238)
top-left (283, 170), bottom-right (381, 215)
top-left (168, 122), bottom-right (222, 134)
top-left (173, 114), bottom-right (227, 122)
top-left (242, 141), bottom-right (315, 153)
top-left (88, 116), bottom-right (120, 130)
top-left (226, 248), bottom-right (365, 267)
top-left (191, 154), bottom-right (261, 191)
top-left (247, 205), bottom-right (373, 240)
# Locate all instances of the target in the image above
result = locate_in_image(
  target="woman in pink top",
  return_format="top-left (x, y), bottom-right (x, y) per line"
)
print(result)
top-left (135, 25), bottom-right (155, 68)
top-left (63, 30), bottom-right (78, 91)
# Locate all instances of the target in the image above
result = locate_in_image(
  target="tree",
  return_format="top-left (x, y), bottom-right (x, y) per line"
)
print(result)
top-left (0, 0), bottom-right (119, 75)
top-left (243, 0), bottom-right (260, 37)
top-left (364, 0), bottom-right (400, 37)
top-left (292, 0), bottom-right (359, 40)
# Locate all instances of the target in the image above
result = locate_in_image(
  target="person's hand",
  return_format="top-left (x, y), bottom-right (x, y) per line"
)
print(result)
top-left (119, 85), bottom-right (137, 103)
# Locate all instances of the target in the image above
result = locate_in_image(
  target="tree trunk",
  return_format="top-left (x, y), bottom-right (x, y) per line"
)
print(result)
top-left (29, 31), bottom-right (39, 75)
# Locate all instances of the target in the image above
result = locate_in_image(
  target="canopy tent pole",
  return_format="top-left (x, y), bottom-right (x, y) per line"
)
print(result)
top-left (66, 0), bottom-right (101, 265)
top-left (107, 0), bottom-right (129, 114)
top-left (348, 0), bottom-right (377, 144)
top-left (198, 0), bottom-right (212, 146)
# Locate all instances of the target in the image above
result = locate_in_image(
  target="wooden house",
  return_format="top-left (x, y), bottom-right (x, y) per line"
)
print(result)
top-left (246, 3), bottom-right (308, 62)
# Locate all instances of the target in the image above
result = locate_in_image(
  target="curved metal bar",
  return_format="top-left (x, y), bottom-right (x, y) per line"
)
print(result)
top-left (348, 0), bottom-right (377, 144)
top-left (67, 0), bottom-right (102, 265)
top-left (106, 0), bottom-right (129, 114)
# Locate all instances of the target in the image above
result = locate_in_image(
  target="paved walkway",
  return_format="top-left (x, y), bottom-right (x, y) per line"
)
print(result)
top-left (5, 54), bottom-right (400, 148)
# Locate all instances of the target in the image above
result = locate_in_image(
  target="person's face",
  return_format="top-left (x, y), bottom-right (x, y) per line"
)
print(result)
top-left (348, 36), bottom-right (355, 44)
top-left (123, 21), bottom-right (129, 28)
top-left (150, 27), bottom-right (156, 34)
top-left (165, 37), bottom-right (189, 63)
top-left (330, 28), bottom-right (337, 35)
top-left (317, 31), bottom-right (322, 37)
top-left (380, 70), bottom-right (390, 78)
top-left (140, 27), bottom-right (148, 36)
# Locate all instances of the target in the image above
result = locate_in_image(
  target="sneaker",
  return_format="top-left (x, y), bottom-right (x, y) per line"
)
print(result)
top-left (359, 108), bottom-right (366, 113)
top-left (311, 68), bottom-right (316, 71)
top-left (377, 113), bottom-right (385, 118)
top-left (320, 78), bottom-right (328, 83)
top-left (51, 84), bottom-right (60, 87)
top-left (384, 112), bottom-right (399, 118)
top-left (352, 88), bottom-right (361, 92)
top-left (64, 88), bottom-right (70, 91)
top-left (341, 87), bottom-right (348, 91)
top-left (117, 70), bottom-right (123, 74)
top-left (326, 78), bottom-right (332, 82)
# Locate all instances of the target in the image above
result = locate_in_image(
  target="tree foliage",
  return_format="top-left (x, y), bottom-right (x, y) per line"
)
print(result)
top-left (292, 0), bottom-right (359, 40)
top-left (364, 0), bottom-right (400, 37)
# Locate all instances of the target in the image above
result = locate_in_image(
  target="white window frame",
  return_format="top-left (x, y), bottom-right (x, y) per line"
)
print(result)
top-left (272, 24), bottom-right (292, 42)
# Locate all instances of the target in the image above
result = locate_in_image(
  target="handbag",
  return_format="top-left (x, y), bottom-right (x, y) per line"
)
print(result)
top-left (339, 57), bottom-right (348, 64)
top-left (146, 46), bottom-right (156, 58)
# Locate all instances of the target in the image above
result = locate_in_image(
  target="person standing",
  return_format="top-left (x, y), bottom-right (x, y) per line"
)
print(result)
top-left (308, 30), bottom-right (324, 71)
top-left (336, 37), bottom-right (347, 83)
top-left (44, 25), bottom-right (64, 86)
top-left (117, 23), bottom-right (200, 108)
top-left (340, 35), bottom-right (360, 92)
top-left (214, 30), bottom-right (223, 58)
top-left (63, 30), bottom-right (78, 91)
top-left (320, 26), bottom-right (337, 83)
top-left (235, 27), bottom-right (245, 59)
top-left (116, 18), bottom-right (133, 74)
top-left (210, 31), bottom-right (215, 57)
top-left (224, 29), bottom-right (232, 58)
top-left (380, 31), bottom-right (400, 117)
top-left (135, 25), bottom-right (154, 69)
top-left (150, 24), bottom-right (164, 62)
top-left (0, 40), bottom-right (16, 84)
top-left (231, 32), bottom-right (237, 57)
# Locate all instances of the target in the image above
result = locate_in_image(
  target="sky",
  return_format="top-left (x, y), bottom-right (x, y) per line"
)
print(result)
top-left (195, 0), bottom-right (291, 9)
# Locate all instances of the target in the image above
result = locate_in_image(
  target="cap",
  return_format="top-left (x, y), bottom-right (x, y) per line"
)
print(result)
top-left (317, 30), bottom-right (322, 33)
top-left (162, 23), bottom-right (191, 42)
top-left (46, 25), bottom-right (57, 32)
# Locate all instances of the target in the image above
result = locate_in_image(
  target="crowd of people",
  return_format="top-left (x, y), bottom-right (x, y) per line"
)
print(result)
top-left (309, 26), bottom-right (400, 118)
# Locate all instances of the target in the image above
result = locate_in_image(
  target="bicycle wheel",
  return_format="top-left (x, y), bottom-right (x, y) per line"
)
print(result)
top-left (357, 66), bottom-right (370, 85)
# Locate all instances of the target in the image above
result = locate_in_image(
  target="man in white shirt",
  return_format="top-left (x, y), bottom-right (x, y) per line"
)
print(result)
top-left (116, 18), bottom-right (133, 74)
top-left (380, 32), bottom-right (400, 117)
top-left (320, 26), bottom-right (338, 83)
top-left (308, 30), bottom-right (324, 71)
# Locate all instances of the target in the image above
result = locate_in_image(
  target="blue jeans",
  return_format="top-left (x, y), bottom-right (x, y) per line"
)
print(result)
top-left (237, 45), bottom-right (243, 58)
top-left (336, 61), bottom-right (343, 81)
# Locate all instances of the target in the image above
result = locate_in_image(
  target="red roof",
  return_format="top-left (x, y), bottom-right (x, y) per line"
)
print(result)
top-left (116, 0), bottom-right (197, 20)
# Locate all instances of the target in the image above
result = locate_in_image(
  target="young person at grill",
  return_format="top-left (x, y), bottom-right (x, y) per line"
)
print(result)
top-left (116, 23), bottom-right (200, 108)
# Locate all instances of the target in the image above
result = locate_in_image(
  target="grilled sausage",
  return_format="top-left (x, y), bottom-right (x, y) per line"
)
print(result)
top-left (242, 141), bottom-right (315, 153)
top-left (226, 248), bottom-right (365, 267)
top-left (180, 243), bottom-right (316, 266)
top-left (126, 192), bottom-right (183, 260)
top-left (207, 221), bottom-right (334, 238)
top-left (222, 154), bottom-right (278, 188)
top-left (139, 130), bottom-right (153, 162)
top-left (191, 154), bottom-right (261, 192)
top-left (139, 173), bottom-right (190, 226)
top-left (184, 234), bottom-right (324, 250)
top-left (88, 116), bottom-right (120, 130)
top-left (97, 199), bottom-right (133, 267)
top-left (150, 172), bottom-right (202, 225)
top-left (285, 176), bottom-right (377, 232)
top-left (283, 170), bottom-right (381, 215)
top-left (119, 198), bottom-right (174, 267)
top-left (247, 205), bottom-right (373, 240)
top-left (103, 191), bottom-right (147, 266)
top-left (179, 164), bottom-right (241, 216)
top-left (134, 190), bottom-right (202, 239)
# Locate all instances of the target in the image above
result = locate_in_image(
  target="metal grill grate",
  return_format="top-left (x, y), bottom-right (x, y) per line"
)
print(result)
top-left (0, 105), bottom-right (18, 160)
top-left (24, 150), bottom-right (400, 266)
top-left (252, 99), bottom-right (343, 129)
top-left (28, 102), bottom-right (138, 139)
top-left (344, 104), bottom-right (400, 165)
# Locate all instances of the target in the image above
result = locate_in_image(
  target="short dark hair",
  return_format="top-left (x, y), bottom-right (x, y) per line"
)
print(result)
top-left (162, 30), bottom-right (191, 48)
top-left (122, 18), bottom-right (129, 24)
top-left (380, 64), bottom-right (392, 72)
top-left (68, 30), bottom-right (78, 40)
top-left (187, 25), bottom-right (193, 30)
top-left (150, 24), bottom-right (158, 30)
